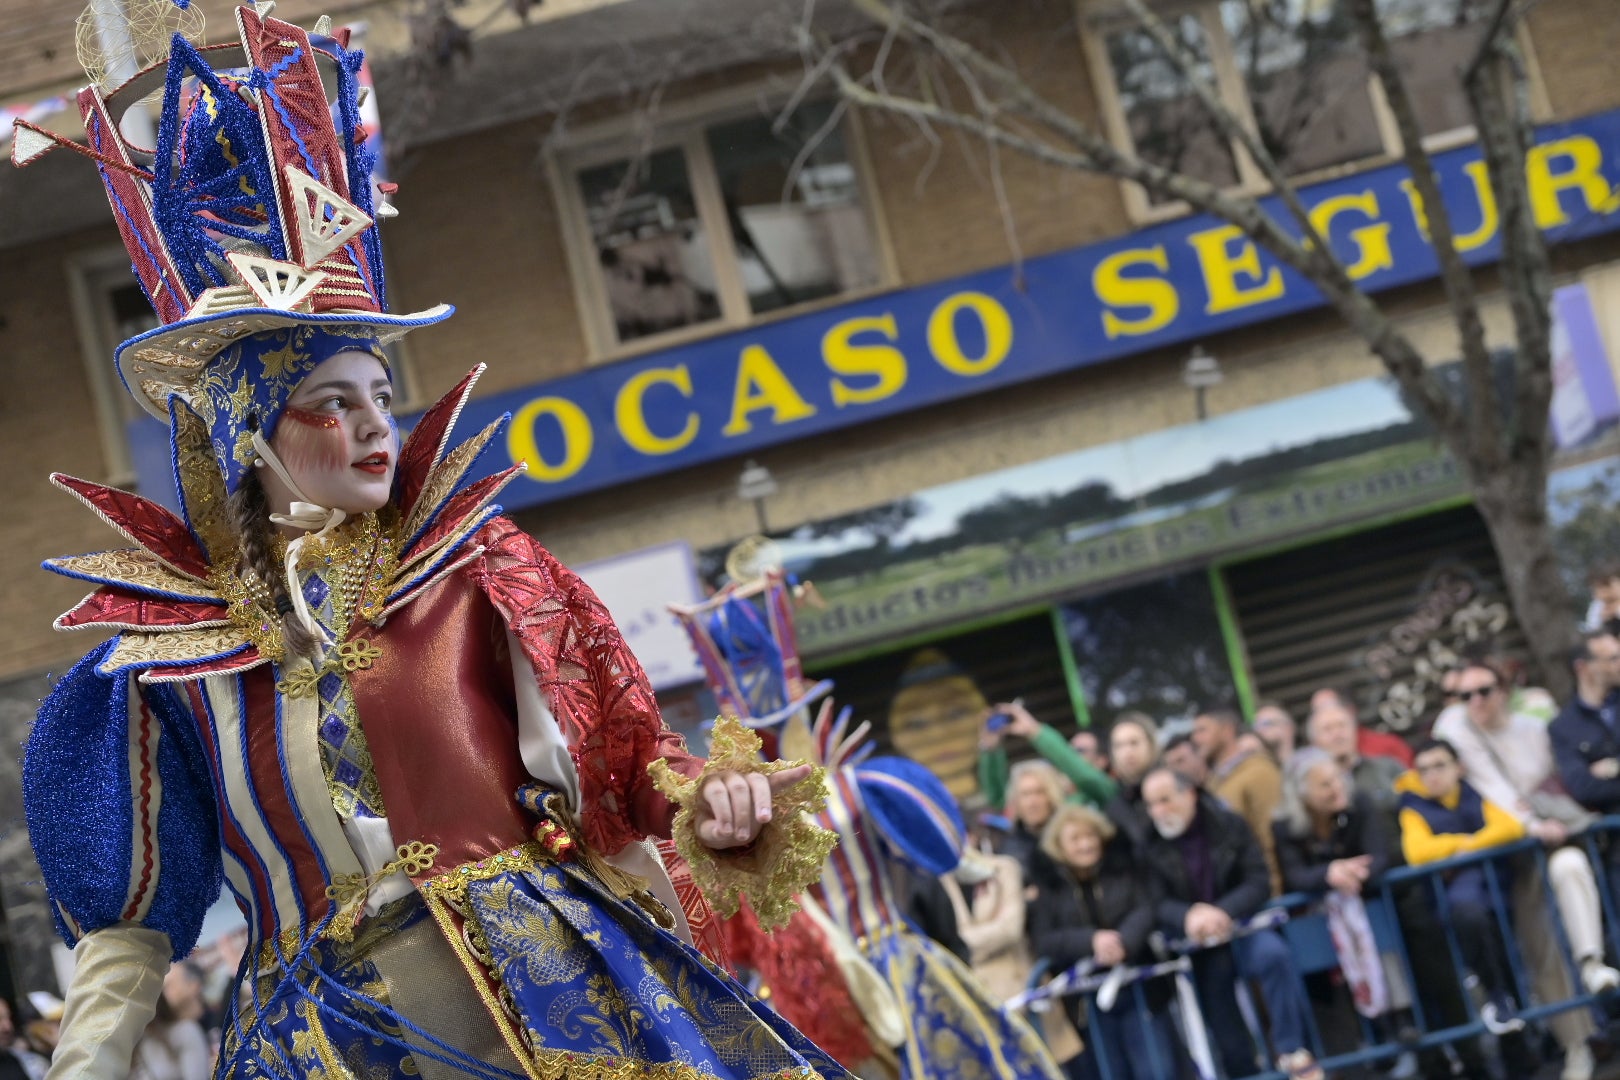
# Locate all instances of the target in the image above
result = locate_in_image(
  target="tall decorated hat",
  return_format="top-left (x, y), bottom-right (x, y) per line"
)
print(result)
top-left (670, 559), bottom-right (834, 764)
top-left (13, 2), bottom-right (532, 677)
top-left (12, 0), bottom-right (450, 490)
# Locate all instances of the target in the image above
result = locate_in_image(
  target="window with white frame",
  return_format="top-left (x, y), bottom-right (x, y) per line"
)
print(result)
top-left (564, 99), bottom-right (885, 352)
top-left (1085, 0), bottom-right (1505, 217)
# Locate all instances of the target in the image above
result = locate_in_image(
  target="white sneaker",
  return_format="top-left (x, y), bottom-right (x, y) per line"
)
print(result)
top-left (1581, 957), bottom-right (1620, 994)
top-left (1562, 1042), bottom-right (1595, 1080)
top-left (1481, 1002), bottom-right (1525, 1035)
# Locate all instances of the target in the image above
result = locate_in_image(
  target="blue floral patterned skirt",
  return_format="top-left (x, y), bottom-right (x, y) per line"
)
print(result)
top-left (865, 923), bottom-right (1065, 1080)
top-left (219, 853), bottom-right (852, 1080)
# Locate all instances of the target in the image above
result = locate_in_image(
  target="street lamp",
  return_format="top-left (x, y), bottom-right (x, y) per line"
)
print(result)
top-left (737, 459), bottom-right (778, 534)
top-left (1183, 345), bottom-right (1223, 421)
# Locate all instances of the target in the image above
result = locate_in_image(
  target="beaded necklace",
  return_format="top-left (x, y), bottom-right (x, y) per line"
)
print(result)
top-left (213, 511), bottom-right (401, 664)
top-left (289, 510), bottom-right (401, 637)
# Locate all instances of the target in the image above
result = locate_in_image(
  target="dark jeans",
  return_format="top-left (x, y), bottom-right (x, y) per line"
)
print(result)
top-left (1066, 988), bottom-right (1187, 1080)
top-left (1442, 867), bottom-right (1517, 1004)
top-left (1389, 880), bottom-right (1490, 1076)
top-left (1190, 930), bottom-right (1310, 1078)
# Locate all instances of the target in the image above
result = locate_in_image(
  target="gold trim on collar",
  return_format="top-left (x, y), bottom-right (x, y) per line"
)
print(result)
top-left (47, 548), bottom-right (219, 602)
top-left (400, 415), bottom-right (505, 544)
top-left (99, 625), bottom-right (251, 675)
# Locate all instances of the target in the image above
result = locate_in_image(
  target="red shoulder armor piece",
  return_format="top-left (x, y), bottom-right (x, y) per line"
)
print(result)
top-left (51, 473), bottom-right (212, 581)
top-left (138, 646), bottom-right (267, 684)
top-left (396, 364), bottom-right (485, 519)
top-left (45, 474), bottom-right (256, 675)
top-left (473, 517), bottom-right (683, 856)
top-left (57, 589), bottom-right (229, 632)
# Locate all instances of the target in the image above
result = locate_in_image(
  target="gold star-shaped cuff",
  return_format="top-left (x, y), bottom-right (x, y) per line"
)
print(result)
top-left (648, 715), bottom-right (838, 931)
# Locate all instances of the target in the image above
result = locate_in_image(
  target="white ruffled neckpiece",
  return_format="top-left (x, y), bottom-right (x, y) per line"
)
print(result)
top-left (251, 429), bottom-right (346, 651)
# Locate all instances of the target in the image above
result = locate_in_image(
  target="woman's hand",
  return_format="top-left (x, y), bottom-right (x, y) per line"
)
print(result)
top-left (1325, 855), bottom-right (1372, 895)
top-left (1091, 929), bottom-right (1127, 967)
top-left (1184, 902), bottom-right (1233, 944)
top-left (694, 764), bottom-right (814, 849)
top-left (1529, 818), bottom-right (1569, 847)
top-left (994, 701), bottom-right (1041, 740)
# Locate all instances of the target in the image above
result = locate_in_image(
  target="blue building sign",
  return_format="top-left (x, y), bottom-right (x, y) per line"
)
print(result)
top-left (132, 110), bottom-right (1620, 509)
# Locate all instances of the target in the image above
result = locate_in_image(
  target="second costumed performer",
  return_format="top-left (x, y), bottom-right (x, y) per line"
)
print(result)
top-left (17, 4), bottom-right (852, 1078)
top-left (672, 567), bottom-right (1065, 1080)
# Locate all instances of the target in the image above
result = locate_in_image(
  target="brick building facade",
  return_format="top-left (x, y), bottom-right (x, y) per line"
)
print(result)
top-left (1, 0), bottom-right (1619, 998)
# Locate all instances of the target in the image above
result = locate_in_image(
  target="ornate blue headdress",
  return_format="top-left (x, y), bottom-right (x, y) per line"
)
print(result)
top-left (11, 0), bottom-right (451, 490)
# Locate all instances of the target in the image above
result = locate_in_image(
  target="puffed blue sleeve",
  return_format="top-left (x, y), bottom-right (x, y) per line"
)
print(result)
top-left (852, 755), bottom-right (966, 875)
top-left (25, 640), bottom-right (223, 961)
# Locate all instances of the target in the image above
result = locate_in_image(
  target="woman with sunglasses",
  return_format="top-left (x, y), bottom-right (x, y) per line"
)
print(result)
top-left (1433, 659), bottom-right (1618, 1080)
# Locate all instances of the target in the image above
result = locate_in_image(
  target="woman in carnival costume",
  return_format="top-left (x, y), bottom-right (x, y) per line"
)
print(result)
top-left (672, 568), bottom-right (1065, 1080)
top-left (15, 5), bottom-right (852, 1079)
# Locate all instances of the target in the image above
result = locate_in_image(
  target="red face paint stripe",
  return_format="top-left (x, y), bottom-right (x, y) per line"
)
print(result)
top-left (274, 406), bottom-right (349, 476)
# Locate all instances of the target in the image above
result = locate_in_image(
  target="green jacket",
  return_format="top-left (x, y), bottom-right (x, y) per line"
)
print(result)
top-left (978, 723), bottom-right (1117, 811)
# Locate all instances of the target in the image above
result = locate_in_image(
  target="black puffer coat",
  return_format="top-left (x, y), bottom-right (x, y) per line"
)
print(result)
top-left (1027, 837), bottom-right (1162, 1025)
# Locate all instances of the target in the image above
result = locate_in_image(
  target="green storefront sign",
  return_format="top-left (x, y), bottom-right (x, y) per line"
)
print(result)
top-left (787, 437), bottom-right (1464, 657)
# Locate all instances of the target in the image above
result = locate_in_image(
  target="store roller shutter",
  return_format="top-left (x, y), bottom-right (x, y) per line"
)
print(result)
top-left (1220, 505), bottom-right (1526, 735)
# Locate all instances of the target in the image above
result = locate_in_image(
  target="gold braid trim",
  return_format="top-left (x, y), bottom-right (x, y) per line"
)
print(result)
top-left (419, 841), bottom-right (554, 904)
top-left (323, 841), bottom-right (439, 943)
top-left (276, 639), bottom-right (383, 698)
top-left (647, 715), bottom-right (837, 931)
top-left (519, 1055), bottom-right (826, 1079)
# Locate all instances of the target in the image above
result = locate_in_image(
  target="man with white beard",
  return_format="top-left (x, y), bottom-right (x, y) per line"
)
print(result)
top-left (1139, 767), bottom-right (1322, 1080)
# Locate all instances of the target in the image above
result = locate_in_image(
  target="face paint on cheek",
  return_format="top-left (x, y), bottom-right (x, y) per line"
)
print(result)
top-left (275, 407), bottom-right (349, 476)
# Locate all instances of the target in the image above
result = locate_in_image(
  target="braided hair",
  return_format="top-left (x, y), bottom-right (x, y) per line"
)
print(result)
top-left (228, 469), bottom-right (320, 662)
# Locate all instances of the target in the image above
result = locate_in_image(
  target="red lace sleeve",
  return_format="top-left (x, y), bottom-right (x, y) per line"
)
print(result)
top-left (475, 517), bottom-right (700, 854)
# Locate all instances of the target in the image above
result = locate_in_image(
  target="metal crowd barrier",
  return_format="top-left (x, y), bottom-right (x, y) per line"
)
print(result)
top-left (1008, 815), bottom-right (1620, 1080)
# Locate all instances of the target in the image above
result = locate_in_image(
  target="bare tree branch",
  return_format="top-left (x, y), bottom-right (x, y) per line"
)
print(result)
top-left (829, 61), bottom-right (1449, 423)
top-left (842, 0), bottom-right (1127, 161)
top-left (830, 68), bottom-right (1094, 170)
top-left (1347, 0), bottom-right (1492, 460)
top-left (1466, 34), bottom-right (1553, 467)
top-left (982, 114), bottom-right (1026, 279)
top-left (420, 0), bottom-right (1576, 692)
top-left (818, 0), bottom-right (1469, 435)
top-left (1462, 0), bottom-right (1517, 85)
top-left (1114, 0), bottom-right (1345, 282)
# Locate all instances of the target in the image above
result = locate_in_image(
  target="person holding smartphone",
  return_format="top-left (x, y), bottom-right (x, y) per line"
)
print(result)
top-left (978, 700), bottom-right (1116, 877)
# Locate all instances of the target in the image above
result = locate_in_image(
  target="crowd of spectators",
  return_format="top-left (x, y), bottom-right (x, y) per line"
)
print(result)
top-left (18, 578), bottom-right (1620, 1080)
top-left (0, 995), bottom-right (50, 1080)
top-left (956, 629), bottom-right (1620, 1080)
